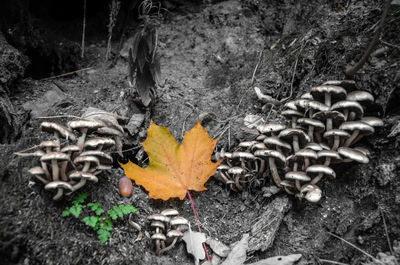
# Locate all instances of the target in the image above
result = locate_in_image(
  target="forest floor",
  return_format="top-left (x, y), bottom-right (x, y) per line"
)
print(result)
top-left (1, 0), bottom-right (400, 264)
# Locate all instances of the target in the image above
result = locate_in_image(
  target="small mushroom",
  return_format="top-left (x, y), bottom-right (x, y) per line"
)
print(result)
top-left (227, 167), bottom-right (246, 191)
top-left (158, 230), bottom-right (184, 255)
top-left (330, 100), bottom-right (364, 121)
top-left (28, 166), bottom-right (49, 184)
top-left (323, 129), bottom-right (351, 151)
top-left (310, 85), bottom-right (347, 107)
top-left (338, 147), bottom-right (369, 164)
top-left (83, 137), bottom-right (115, 151)
top-left (68, 171), bottom-right (99, 193)
top-left (297, 117), bottom-right (325, 142)
top-left (299, 184), bottom-right (322, 203)
top-left (45, 181), bottom-right (73, 200)
top-left (257, 123), bottom-right (286, 136)
top-left (73, 155), bottom-right (100, 172)
top-left (151, 233), bottom-right (166, 254)
top-left (254, 149), bottom-right (286, 187)
top-left (170, 216), bottom-right (189, 232)
top-left (340, 121), bottom-right (374, 147)
top-left (40, 122), bottom-right (76, 143)
top-left (307, 165), bottom-right (336, 185)
top-left (68, 120), bottom-right (103, 151)
top-left (285, 171), bottom-right (311, 191)
top-left (278, 128), bottom-right (310, 152)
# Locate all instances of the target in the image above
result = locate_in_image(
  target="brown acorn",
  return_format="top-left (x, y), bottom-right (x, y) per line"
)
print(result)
top-left (119, 176), bottom-right (133, 197)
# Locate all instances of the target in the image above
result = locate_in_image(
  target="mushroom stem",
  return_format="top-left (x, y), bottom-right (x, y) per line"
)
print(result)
top-left (69, 179), bottom-right (87, 193)
top-left (157, 238), bottom-right (178, 255)
top-left (77, 128), bottom-right (88, 151)
top-left (234, 174), bottom-right (243, 191)
top-left (269, 157), bottom-right (281, 187)
top-left (344, 130), bottom-right (360, 147)
top-left (325, 92), bottom-right (331, 107)
top-left (332, 136), bottom-right (341, 151)
top-left (326, 118), bottom-right (333, 131)
top-left (34, 175), bottom-right (50, 184)
top-left (258, 160), bottom-right (265, 174)
top-left (343, 110), bottom-right (349, 121)
top-left (51, 160), bottom-right (60, 181)
top-left (292, 135), bottom-right (300, 152)
top-left (308, 126), bottom-right (315, 142)
top-left (53, 188), bottom-right (64, 200)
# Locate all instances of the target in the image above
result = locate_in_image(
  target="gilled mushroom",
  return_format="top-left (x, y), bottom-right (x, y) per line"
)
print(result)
top-left (83, 137), bottom-right (115, 151)
top-left (323, 129), bottom-right (350, 151)
top-left (257, 123), bottom-right (286, 136)
top-left (41, 152), bottom-right (70, 181)
top-left (297, 117), bottom-right (325, 142)
top-left (68, 171), bottom-right (99, 193)
top-left (346, 90), bottom-right (374, 119)
top-left (231, 152), bottom-right (256, 171)
top-left (40, 122), bottom-right (76, 143)
top-left (278, 128), bottom-right (310, 152)
top-left (28, 166), bottom-right (49, 184)
top-left (254, 149), bottom-right (286, 187)
top-left (68, 120), bottom-right (104, 151)
top-left (151, 233), bottom-right (166, 254)
top-left (338, 147), bottom-right (369, 164)
top-left (285, 171), bottom-right (311, 191)
top-left (323, 80), bottom-right (356, 90)
top-left (158, 229), bottom-right (184, 255)
top-left (340, 121), bottom-right (374, 147)
top-left (310, 85), bottom-right (347, 107)
top-left (299, 184), bottom-right (322, 203)
top-left (227, 167), bottom-right (246, 191)
top-left (170, 216), bottom-right (189, 232)
top-left (282, 109), bottom-right (303, 128)
top-left (330, 100), bottom-right (364, 121)
top-left (312, 110), bottom-right (345, 131)
top-left (73, 155), bottom-right (100, 172)
top-left (45, 181), bottom-right (73, 200)
top-left (60, 145), bottom-right (80, 181)
top-left (307, 165), bottom-right (336, 185)
top-left (215, 164), bottom-right (235, 187)
top-left (96, 127), bottom-right (124, 157)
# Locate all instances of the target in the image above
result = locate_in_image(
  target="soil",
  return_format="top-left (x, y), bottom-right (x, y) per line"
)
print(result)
top-left (1, 0), bottom-right (400, 264)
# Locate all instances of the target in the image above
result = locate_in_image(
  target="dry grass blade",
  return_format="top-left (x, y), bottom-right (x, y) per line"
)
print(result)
top-left (327, 232), bottom-right (384, 264)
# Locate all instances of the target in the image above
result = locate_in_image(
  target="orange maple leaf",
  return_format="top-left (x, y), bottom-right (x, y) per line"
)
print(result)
top-left (120, 120), bottom-right (221, 200)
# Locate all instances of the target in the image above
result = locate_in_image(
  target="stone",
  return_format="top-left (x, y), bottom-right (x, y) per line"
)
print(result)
top-left (126, 114), bottom-right (145, 136)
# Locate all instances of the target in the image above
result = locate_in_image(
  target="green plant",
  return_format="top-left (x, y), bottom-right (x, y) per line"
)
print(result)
top-left (62, 193), bottom-right (137, 244)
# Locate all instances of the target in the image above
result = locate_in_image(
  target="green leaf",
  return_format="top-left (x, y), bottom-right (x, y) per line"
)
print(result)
top-left (95, 208), bottom-right (104, 216)
top-left (113, 206), bottom-right (124, 218)
top-left (73, 193), bottom-right (88, 205)
top-left (97, 229), bottom-right (111, 244)
top-left (70, 205), bottom-right (83, 218)
top-left (119, 205), bottom-right (137, 215)
top-left (62, 209), bottom-right (71, 217)
top-left (108, 209), bottom-right (118, 220)
top-left (82, 216), bottom-right (99, 229)
top-left (103, 219), bottom-right (113, 231)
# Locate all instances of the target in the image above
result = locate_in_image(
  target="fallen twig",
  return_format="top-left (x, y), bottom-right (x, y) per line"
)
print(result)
top-left (40, 67), bottom-right (93, 81)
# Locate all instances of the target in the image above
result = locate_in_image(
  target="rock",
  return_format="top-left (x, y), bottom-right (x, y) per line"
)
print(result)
top-left (22, 85), bottom-right (70, 118)
top-left (248, 196), bottom-right (292, 252)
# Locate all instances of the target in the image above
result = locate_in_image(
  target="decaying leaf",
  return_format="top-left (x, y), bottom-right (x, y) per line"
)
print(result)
top-left (183, 230), bottom-right (207, 265)
top-left (81, 107), bottom-right (127, 156)
top-left (205, 237), bottom-right (230, 258)
top-left (120, 120), bottom-right (221, 200)
top-left (221, 234), bottom-right (249, 265)
top-left (247, 254), bottom-right (302, 265)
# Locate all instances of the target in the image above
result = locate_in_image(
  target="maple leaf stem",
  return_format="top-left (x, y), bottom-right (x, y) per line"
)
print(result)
top-left (186, 190), bottom-right (210, 261)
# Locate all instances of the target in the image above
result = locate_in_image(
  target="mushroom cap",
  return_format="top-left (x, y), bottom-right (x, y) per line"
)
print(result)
top-left (217, 164), bottom-right (230, 171)
top-left (161, 209), bottom-right (179, 217)
top-left (361, 117), bottom-right (383, 127)
top-left (96, 127), bottom-right (124, 136)
top-left (281, 109), bottom-right (303, 120)
top-left (300, 92), bottom-right (313, 100)
top-left (338, 147), bottom-right (369, 163)
top-left (44, 181), bottom-right (73, 190)
top-left (323, 80), bottom-right (356, 89)
top-left (312, 111), bottom-right (345, 125)
top-left (170, 216), bottom-right (189, 226)
top-left (310, 85), bottom-right (347, 103)
top-left (167, 229), bottom-right (184, 238)
top-left (263, 136), bottom-right (292, 151)
top-left (306, 165), bottom-right (336, 178)
top-left (280, 180), bottom-right (295, 188)
top-left (60, 145), bottom-right (81, 153)
top-left (317, 150), bottom-right (342, 163)
top-left (330, 100), bottom-right (364, 119)
top-left (297, 118), bottom-right (325, 131)
top-left (232, 152), bottom-right (256, 160)
top-left (40, 122), bottom-right (77, 141)
top-left (254, 149), bottom-right (286, 167)
top-left (68, 120), bottom-right (103, 131)
top-left (339, 121), bottom-right (374, 135)
top-left (256, 134), bottom-right (267, 141)
top-left (278, 128), bottom-right (310, 145)
top-left (346, 90), bottom-right (374, 103)
top-left (319, 142), bottom-right (330, 150)
top-left (73, 155), bottom-right (100, 168)
top-left (148, 213), bottom-right (170, 223)
top-left (285, 171), bottom-right (311, 182)
top-left (323, 129), bottom-right (351, 140)
top-left (295, 149), bottom-right (318, 160)
top-left (33, 150), bottom-right (46, 157)
top-left (283, 100), bottom-right (298, 111)
top-left (301, 184), bottom-right (322, 203)
top-left (238, 141), bottom-right (258, 149)
top-left (41, 152), bottom-right (70, 162)
top-left (251, 142), bottom-right (267, 151)
top-left (69, 171), bottom-right (98, 182)
top-left (295, 99), bottom-right (329, 112)
top-left (227, 167), bottom-right (246, 175)
top-left (28, 166), bottom-right (46, 175)
top-left (40, 140), bottom-right (60, 151)
top-left (151, 233), bottom-right (166, 241)
top-left (79, 150), bottom-right (113, 164)
top-left (257, 123), bottom-right (286, 134)
top-left (304, 143), bottom-right (323, 151)
top-left (84, 137), bottom-right (116, 149)
top-left (353, 146), bottom-right (371, 156)
top-left (151, 221), bottom-right (165, 230)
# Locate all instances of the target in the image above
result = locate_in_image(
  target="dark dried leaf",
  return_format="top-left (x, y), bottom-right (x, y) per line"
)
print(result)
top-left (136, 64), bottom-right (154, 107)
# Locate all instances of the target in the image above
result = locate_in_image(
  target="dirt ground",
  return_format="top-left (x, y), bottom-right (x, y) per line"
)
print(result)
top-left (1, 0), bottom-right (400, 264)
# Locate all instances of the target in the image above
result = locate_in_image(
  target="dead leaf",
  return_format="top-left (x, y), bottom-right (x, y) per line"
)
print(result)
top-left (221, 234), bottom-right (249, 265)
top-left (247, 254), bottom-right (302, 265)
top-left (183, 230), bottom-right (207, 265)
top-left (120, 120), bottom-right (221, 200)
top-left (205, 237), bottom-right (230, 258)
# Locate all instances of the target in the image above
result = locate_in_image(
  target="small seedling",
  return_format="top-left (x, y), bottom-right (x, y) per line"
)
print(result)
top-left (62, 193), bottom-right (137, 244)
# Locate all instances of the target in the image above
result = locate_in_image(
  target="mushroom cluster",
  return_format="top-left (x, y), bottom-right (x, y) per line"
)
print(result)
top-left (215, 80), bottom-right (383, 202)
top-left (148, 209), bottom-right (189, 255)
top-left (27, 117), bottom-right (122, 200)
